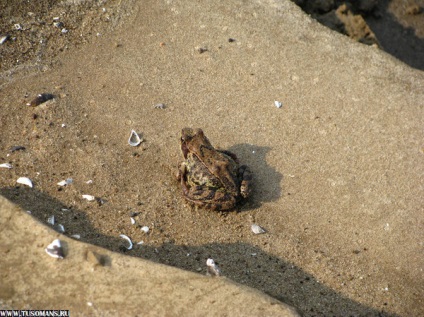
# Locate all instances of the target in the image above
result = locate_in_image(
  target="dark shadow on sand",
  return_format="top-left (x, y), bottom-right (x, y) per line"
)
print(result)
top-left (1, 188), bottom-right (399, 317)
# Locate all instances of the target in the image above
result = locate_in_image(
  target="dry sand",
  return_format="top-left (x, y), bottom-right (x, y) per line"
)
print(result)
top-left (1, 0), bottom-right (423, 316)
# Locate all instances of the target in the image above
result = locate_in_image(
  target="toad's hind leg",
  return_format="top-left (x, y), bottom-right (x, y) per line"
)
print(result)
top-left (238, 165), bottom-right (252, 198)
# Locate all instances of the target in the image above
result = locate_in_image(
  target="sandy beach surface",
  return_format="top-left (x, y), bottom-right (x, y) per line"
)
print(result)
top-left (1, 0), bottom-right (423, 316)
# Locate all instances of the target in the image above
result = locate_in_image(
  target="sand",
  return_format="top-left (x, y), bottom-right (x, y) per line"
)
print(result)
top-left (0, 0), bottom-right (423, 316)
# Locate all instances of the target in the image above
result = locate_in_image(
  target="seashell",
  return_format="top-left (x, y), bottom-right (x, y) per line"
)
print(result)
top-left (26, 210), bottom-right (32, 214)
top-left (26, 93), bottom-right (54, 107)
top-left (130, 217), bottom-right (136, 225)
top-left (57, 178), bottom-right (73, 186)
top-left (137, 240), bottom-right (144, 245)
top-left (274, 100), bottom-right (282, 108)
top-left (17, 177), bottom-right (33, 188)
top-left (119, 234), bottom-right (133, 250)
top-left (251, 224), bottom-right (266, 234)
top-left (140, 226), bottom-right (149, 233)
top-left (56, 224), bottom-right (65, 233)
top-left (128, 129), bottom-right (142, 147)
top-left (10, 145), bottom-right (26, 152)
top-left (0, 163), bottom-right (12, 169)
top-left (206, 258), bottom-right (221, 276)
top-left (154, 103), bottom-right (166, 109)
top-left (47, 215), bottom-right (55, 225)
top-left (86, 179), bottom-right (93, 184)
top-left (82, 194), bottom-right (95, 201)
top-left (71, 234), bottom-right (81, 239)
top-left (0, 35), bottom-right (9, 45)
top-left (45, 239), bottom-right (64, 259)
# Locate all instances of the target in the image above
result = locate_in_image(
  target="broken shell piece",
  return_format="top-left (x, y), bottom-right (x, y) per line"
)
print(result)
top-left (206, 258), bottom-right (221, 276)
top-left (86, 180), bottom-right (93, 184)
top-left (130, 217), bottom-right (136, 225)
top-left (56, 224), bottom-right (65, 233)
top-left (154, 103), bottom-right (166, 109)
top-left (17, 177), bottom-right (33, 188)
top-left (274, 100), bottom-right (282, 108)
top-left (47, 215), bottom-right (55, 225)
top-left (57, 178), bottom-right (73, 186)
top-left (45, 239), bottom-right (64, 259)
top-left (137, 240), bottom-right (144, 245)
top-left (0, 35), bottom-right (9, 45)
top-left (71, 234), bottom-right (81, 239)
top-left (251, 224), bottom-right (266, 234)
top-left (140, 226), bottom-right (149, 233)
top-left (119, 234), bottom-right (133, 250)
top-left (82, 194), bottom-right (96, 201)
top-left (10, 145), bottom-right (26, 152)
top-left (128, 130), bottom-right (142, 147)
top-left (0, 163), bottom-right (12, 169)
top-left (26, 93), bottom-right (54, 107)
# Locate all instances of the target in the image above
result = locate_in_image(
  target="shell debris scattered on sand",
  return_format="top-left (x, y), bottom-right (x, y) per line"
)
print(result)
top-left (206, 258), bottom-right (221, 276)
top-left (45, 239), bottom-right (64, 259)
top-left (56, 224), bottom-right (65, 233)
top-left (119, 234), bottom-right (133, 250)
top-left (10, 145), bottom-right (26, 152)
top-left (140, 226), bottom-right (149, 233)
top-left (26, 93), bottom-right (54, 107)
top-left (47, 215), bottom-right (55, 225)
top-left (0, 35), bottom-right (9, 45)
top-left (17, 177), bottom-right (33, 188)
top-left (154, 103), bottom-right (166, 109)
top-left (57, 178), bottom-right (73, 186)
top-left (82, 194), bottom-right (96, 201)
top-left (274, 100), bottom-right (282, 108)
top-left (0, 163), bottom-right (12, 169)
top-left (71, 234), bottom-right (81, 239)
top-left (130, 217), bottom-right (136, 225)
top-left (251, 224), bottom-right (266, 234)
top-left (128, 130), bottom-right (143, 147)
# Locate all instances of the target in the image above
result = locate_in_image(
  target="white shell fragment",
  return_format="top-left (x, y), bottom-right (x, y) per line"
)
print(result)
top-left (140, 226), bottom-right (149, 233)
top-left (56, 224), bottom-right (65, 233)
top-left (0, 163), bottom-right (12, 169)
top-left (0, 35), bottom-right (9, 45)
top-left (130, 217), bottom-right (136, 225)
top-left (128, 130), bottom-right (142, 147)
top-left (137, 240), bottom-right (144, 245)
top-left (45, 239), bottom-right (64, 259)
top-left (119, 234), bottom-right (133, 250)
top-left (57, 178), bottom-right (73, 186)
top-left (206, 258), bottom-right (221, 276)
top-left (47, 215), bottom-right (55, 225)
top-left (251, 224), bottom-right (266, 234)
top-left (17, 177), bottom-right (33, 188)
top-left (82, 194), bottom-right (96, 201)
top-left (154, 103), bottom-right (166, 109)
top-left (71, 234), bottom-right (81, 239)
top-left (274, 100), bottom-right (282, 108)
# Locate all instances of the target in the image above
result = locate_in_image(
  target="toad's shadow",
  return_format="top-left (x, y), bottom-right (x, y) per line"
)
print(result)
top-left (228, 144), bottom-right (283, 210)
top-left (0, 188), bottom-right (399, 317)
